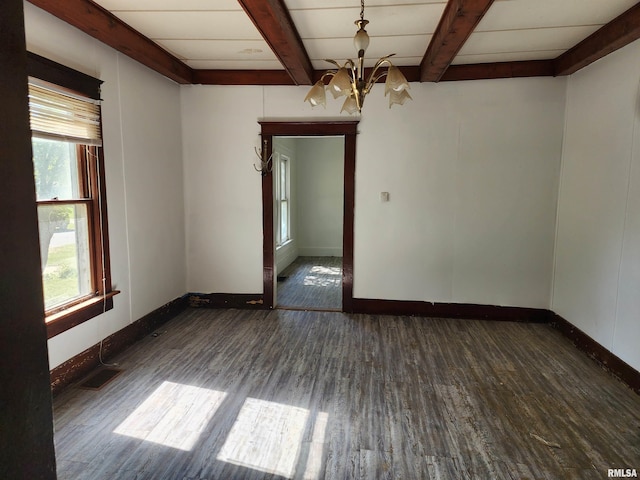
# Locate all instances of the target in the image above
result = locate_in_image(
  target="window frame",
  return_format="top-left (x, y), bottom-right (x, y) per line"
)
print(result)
top-left (27, 52), bottom-right (117, 339)
top-left (275, 152), bottom-right (291, 248)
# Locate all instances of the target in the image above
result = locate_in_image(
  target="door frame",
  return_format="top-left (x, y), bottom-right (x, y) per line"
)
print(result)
top-left (259, 120), bottom-right (358, 311)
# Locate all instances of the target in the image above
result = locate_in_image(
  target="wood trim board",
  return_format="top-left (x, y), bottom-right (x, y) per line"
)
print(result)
top-left (49, 295), bottom-right (189, 395)
top-left (549, 313), bottom-right (640, 395)
top-left (1, 2), bottom-right (57, 476)
top-left (259, 121), bottom-right (359, 311)
top-left (50, 291), bottom-right (640, 397)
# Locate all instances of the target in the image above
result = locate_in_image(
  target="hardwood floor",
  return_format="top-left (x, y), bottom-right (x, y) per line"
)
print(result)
top-left (277, 256), bottom-right (342, 310)
top-left (53, 308), bottom-right (640, 479)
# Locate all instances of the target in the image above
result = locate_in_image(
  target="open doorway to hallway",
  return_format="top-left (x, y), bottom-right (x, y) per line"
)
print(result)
top-left (259, 120), bottom-right (357, 312)
top-left (273, 136), bottom-right (344, 311)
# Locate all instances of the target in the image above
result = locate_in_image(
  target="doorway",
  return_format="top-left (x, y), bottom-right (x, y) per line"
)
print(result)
top-left (274, 136), bottom-right (344, 310)
top-left (260, 121), bottom-right (358, 312)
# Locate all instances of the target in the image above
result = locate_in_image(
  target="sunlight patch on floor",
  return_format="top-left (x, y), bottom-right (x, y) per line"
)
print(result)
top-left (310, 265), bottom-right (341, 276)
top-left (303, 411), bottom-right (329, 480)
top-left (217, 398), bottom-right (310, 478)
top-left (113, 381), bottom-right (226, 451)
top-left (303, 266), bottom-right (342, 288)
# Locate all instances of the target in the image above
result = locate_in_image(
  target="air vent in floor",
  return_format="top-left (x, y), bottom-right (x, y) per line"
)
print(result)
top-left (79, 367), bottom-right (122, 390)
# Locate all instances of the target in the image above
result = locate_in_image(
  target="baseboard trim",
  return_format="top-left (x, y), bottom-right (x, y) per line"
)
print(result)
top-left (549, 313), bottom-right (640, 395)
top-left (50, 292), bottom-right (639, 396)
top-left (49, 294), bottom-right (189, 396)
top-left (350, 298), bottom-right (550, 323)
top-left (188, 292), bottom-right (266, 309)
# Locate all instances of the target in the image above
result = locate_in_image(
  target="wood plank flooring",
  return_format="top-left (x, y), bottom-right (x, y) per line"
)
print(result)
top-left (277, 256), bottom-right (342, 310)
top-left (53, 308), bottom-right (640, 479)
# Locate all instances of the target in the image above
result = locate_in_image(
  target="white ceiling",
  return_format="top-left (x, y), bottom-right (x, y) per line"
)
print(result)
top-left (91, 0), bottom-right (639, 71)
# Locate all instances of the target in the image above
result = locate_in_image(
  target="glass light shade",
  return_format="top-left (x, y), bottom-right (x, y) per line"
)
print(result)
top-left (304, 81), bottom-right (326, 108)
top-left (327, 68), bottom-right (353, 99)
top-left (388, 88), bottom-right (412, 108)
top-left (353, 21), bottom-right (370, 53)
top-left (385, 65), bottom-right (410, 96)
top-left (341, 95), bottom-right (359, 115)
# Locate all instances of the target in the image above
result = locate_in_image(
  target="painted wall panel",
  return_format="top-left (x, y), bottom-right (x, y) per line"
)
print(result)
top-left (296, 137), bottom-right (344, 257)
top-left (181, 85), bottom-right (264, 294)
top-left (454, 80), bottom-right (564, 307)
top-left (553, 40), bottom-right (640, 371)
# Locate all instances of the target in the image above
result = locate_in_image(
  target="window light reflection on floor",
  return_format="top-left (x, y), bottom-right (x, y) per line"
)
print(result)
top-left (113, 381), bottom-right (227, 451)
top-left (303, 411), bottom-right (329, 480)
top-left (310, 266), bottom-right (341, 276)
top-left (217, 398), bottom-right (324, 479)
top-left (303, 265), bottom-right (342, 288)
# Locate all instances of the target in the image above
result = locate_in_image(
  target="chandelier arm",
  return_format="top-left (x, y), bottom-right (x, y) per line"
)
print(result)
top-left (324, 59), bottom-right (343, 69)
top-left (371, 54), bottom-right (395, 71)
top-left (368, 70), bottom-right (389, 88)
top-left (345, 60), bottom-right (358, 82)
top-left (365, 55), bottom-right (395, 87)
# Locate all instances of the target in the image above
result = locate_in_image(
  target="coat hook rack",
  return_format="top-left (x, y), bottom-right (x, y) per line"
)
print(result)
top-left (254, 139), bottom-right (273, 176)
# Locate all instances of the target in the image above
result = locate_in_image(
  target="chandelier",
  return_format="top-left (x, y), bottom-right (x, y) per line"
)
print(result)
top-left (304, 0), bottom-right (412, 114)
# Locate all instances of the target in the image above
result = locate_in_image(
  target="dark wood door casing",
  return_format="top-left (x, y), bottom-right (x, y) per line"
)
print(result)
top-left (259, 121), bottom-right (358, 311)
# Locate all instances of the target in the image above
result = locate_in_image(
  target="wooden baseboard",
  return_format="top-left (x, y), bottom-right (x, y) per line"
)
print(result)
top-left (188, 292), bottom-right (265, 309)
top-left (50, 295), bottom-right (189, 396)
top-left (350, 298), bottom-right (550, 323)
top-left (50, 292), bottom-right (639, 397)
top-left (352, 298), bottom-right (638, 394)
top-left (549, 312), bottom-right (640, 395)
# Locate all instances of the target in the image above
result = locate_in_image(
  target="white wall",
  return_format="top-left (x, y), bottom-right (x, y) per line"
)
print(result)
top-left (355, 79), bottom-right (565, 306)
top-left (183, 78), bottom-right (565, 309)
top-left (181, 85), bottom-right (264, 294)
top-left (553, 40), bottom-right (640, 371)
top-left (296, 137), bottom-right (344, 257)
top-left (24, 3), bottom-right (186, 369)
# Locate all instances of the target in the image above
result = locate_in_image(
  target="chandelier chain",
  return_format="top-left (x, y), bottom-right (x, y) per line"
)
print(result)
top-left (360, 0), bottom-right (365, 22)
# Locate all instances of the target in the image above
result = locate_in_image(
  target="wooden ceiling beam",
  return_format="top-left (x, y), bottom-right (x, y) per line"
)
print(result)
top-left (237, 0), bottom-right (314, 86)
top-left (192, 70), bottom-right (296, 85)
top-left (441, 60), bottom-right (555, 82)
top-left (313, 66), bottom-right (421, 84)
top-left (26, 0), bottom-right (193, 84)
top-left (420, 0), bottom-right (496, 82)
top-left (554, 2), bottom-right (640, 76)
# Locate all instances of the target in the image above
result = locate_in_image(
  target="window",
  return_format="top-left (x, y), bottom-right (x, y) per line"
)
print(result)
top-left (27, 53), bottom-right (116, 338)
top-left (275, 153), bottom-right (291, 247)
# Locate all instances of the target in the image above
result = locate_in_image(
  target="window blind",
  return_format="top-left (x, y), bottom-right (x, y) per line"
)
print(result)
top-left (28, 80), bottom-right (102, 146)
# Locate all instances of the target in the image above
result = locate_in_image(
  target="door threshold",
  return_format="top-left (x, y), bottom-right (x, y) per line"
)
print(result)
top-left (276, 305), bottom-right (342, 313)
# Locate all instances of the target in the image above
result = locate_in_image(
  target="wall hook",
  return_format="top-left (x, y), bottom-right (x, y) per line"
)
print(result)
top-left (254, 139), bottom-right (273, 176)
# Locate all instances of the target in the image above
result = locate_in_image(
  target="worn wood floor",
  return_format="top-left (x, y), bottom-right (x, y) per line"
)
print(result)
top-left (53, 308), bottom-right (640, 479)
top-left (277, 256), bottom-right (342, 310)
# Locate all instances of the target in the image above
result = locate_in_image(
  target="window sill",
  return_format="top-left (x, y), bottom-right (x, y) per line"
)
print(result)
top-left (276, 239), bottom-right (293, 251)
top-left (46, 290), bottom-right (120, 339)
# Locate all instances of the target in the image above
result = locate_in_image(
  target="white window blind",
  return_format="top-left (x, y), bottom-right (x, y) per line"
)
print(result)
top-left (28, 79), bottom-right (102, 146)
